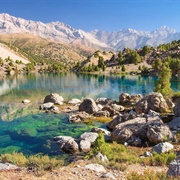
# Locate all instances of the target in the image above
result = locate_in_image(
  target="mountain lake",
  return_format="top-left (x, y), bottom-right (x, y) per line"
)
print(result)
top-left (0, 72), bottom-right (180, 157)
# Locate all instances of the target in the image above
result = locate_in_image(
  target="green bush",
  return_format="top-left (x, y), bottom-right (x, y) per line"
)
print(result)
top-left (87, 133), bottom-right (138, 165)
top-left (87, 132), bottom-right (113, 159)
top-left (150, 151), bottom-right (176, 166)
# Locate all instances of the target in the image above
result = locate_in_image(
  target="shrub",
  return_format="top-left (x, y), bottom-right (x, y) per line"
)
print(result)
top-left (87, 132), bottom-right (113, 160)
top-left (121, 65), bottom-right (126, 72)
top-left (127, 169), bottom-right (167, 180)
top-left (27, 154), bottom-right (64, 173)
top-left (150, 151), bottom-right (176, 166)
top-left (87, 133), bottom-right (138, 164)
top-left (0, 152), bottom-right (27, 166)
top-left (0, 153), bottom-right (64, 176)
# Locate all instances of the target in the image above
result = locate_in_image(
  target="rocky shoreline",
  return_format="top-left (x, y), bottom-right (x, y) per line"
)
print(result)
top-left (1, 91), bottom-right (180, 178)
top-left (27, 91), bottom-right (180, 178)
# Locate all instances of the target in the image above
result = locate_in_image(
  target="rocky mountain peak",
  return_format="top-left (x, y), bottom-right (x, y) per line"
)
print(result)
top-left (0, 13), bottom-right (179, 50)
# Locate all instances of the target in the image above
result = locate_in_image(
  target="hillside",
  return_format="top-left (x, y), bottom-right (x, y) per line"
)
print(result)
top-left (0, 43), bottom-right (29, 64)
top-left (0, 33), bottom-right (179, 77)
top-left (75, 40), bottom-right (180, 76)
top-left (0, 34), bottom-right (88, 67)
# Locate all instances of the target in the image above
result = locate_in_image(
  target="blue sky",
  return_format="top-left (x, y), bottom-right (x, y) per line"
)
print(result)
top-left (0, 0), bottom-right (179, 32)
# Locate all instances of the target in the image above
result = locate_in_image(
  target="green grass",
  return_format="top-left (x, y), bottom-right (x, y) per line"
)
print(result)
top-left (86, 132), bottom-right (177, 171)
top-left (86, 132), bottom-right (140, 167)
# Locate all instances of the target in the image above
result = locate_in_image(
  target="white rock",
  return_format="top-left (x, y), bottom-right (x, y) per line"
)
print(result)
top-left (68, 98), bottom-right (81, 105)
top-left (84, 163), bottom-right (106, 173)
top-left (152, 142), bottom-right (174, 154)
top-left (79, 140), bottom-right (91, 152)
top-left (79, 132), bottom-right (98, 145)
top-left (101, 172), bottom-right (116, 179)
top-left (22, 99), bottom-right (31, 104)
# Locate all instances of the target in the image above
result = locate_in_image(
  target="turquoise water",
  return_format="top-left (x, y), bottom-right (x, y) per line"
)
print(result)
top-left (0, 112), bottom-right (104, 156)
top-left (0, 73), bottom-right (180, 156)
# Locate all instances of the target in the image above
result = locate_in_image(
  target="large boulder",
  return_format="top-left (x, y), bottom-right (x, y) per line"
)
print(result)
top-left (107, 111), bottom-right (137, 130)
top-left (79, 98), bottom-right (98, 114)
top-left (53, 136), bottom-right (78, 154)
top-left (147, 122), bottom-right (173, 144)
top-left (107, 115), bottom-right (127, 130)
top-left (111, 116), bottom-right (163, 145)
top-left (173, 99), bottom-right (180, 117)
top-left (79, 132), bottom-right (98, 145)
top-left (44, 93), bottom-right (64, 105)
top-left (119, 93), bottom-right (131, 105)
top-left (152, 142), bottom-right (174, 154)
top-left (119, 93), bottom-right (142, 105)
top-left (167, 156), bottom-right (180, 178)
top-left (79, 140), bottom-right (91, 152)
top-left (135, 92), bottom-right (169, 114)
top-left (168, 117), bottom-right (180, 130)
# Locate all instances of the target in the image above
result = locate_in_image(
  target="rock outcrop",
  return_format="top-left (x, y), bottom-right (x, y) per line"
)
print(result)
top-left (107, 111), bottom-right (137, 130)
top-left (147, 122), bottom-right (173, 144)
top-left (135, 92), bottom-right (169, 114)
top-left (152, 142), bottom-right (174, 154)
top-left (173, 99), bottom-right (180, 117)
top-left (54, 136), bottom-right (78, 154)
top-left (79, 132), bottom-right (98, 145)
top-left (167, 156), bottom-right (180, 178)
top-left (44, 93), bottom-right (64, 105)
top-left (79, 140), bottom-right (91, 152)
top-left (79, 98), bottom-right (98, 114)
top-left (168, 117), bottom-right (180, 130)
top-left (119, 93), bottom-right (142, 105)
top-left (111, 116), bottom-right (168, 145)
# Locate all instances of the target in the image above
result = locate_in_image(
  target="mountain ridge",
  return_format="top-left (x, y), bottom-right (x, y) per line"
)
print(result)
top-left (0, 13), bottom-right (180, 50)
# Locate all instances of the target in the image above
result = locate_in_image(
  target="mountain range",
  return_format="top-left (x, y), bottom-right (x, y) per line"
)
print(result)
top-left (0, 13), bottom-right (180, 51)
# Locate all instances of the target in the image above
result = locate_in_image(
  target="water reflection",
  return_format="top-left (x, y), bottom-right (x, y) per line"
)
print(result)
top-left (1, 73), bottom-right (180, 102)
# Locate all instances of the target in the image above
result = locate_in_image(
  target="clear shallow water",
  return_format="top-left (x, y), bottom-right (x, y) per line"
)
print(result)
top-left (0, 73), bottom-right (180, 156)
top-left (0, 112), bottom-right (104, 156)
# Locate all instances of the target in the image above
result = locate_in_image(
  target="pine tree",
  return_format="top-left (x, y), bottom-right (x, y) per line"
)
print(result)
top-left (121, 65), bottom-right (126, 72)
top-left (155, 65), bottom-right (173, 98)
